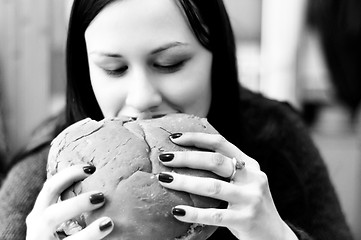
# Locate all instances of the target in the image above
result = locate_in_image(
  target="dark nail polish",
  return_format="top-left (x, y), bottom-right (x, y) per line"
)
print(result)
top-left (158, 173), bottom-right (174, 183)
top-left (159, 153), bottom-right (174, 162)
top-left (172, 207), bottom-right (186, 216)
top-left (90, 193), bottom-right (105, 204)
top-left (170, 133), bottom-right (182, 139)
top-left (83, 165), bottom-right (96, 174)
top-left (99, 219), bottom-right (113, 231)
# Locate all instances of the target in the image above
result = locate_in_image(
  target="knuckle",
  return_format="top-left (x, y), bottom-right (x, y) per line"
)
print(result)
top-left (184, 152), bottom-right (193, 166)
top-left (206, 180), bottom-right (222, 197)
top-left (251, 160), bottom-right (261, 170)
top-left (212, 135), bottom-right (227, 150)
top-left (42, 179), bottom-right (58, 196)
top-left (210, 153), bottom-right (225, 169)
top-left (211, 211), bottom-right (224, 224)
top-left (42, 206), bottom-right (58, 227)
top-left (249, 184), bottom-right (268, 210)
top-left (189, 210), bottom-right (199, 222)
top-left (245, 206), bottom-right (257, 221)
top-left (25, 212), bottom-right (35, 226)
top-left (257, 172), bottom-right (269, 189)
top-left (246, 186), bottom-right (264, 208)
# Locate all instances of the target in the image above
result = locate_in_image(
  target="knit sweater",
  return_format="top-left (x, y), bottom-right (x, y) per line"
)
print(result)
top-left (0, 89), bottom-right (354, 240)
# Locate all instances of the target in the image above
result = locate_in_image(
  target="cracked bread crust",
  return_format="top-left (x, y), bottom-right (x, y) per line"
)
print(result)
top-left (47, 114), bottom-right (223, 240)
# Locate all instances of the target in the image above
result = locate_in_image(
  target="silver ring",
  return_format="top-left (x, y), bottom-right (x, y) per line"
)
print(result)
top-left (230, 157), bottom-right (245, 180)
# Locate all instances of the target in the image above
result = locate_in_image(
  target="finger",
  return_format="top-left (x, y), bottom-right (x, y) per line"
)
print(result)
top-left (159, 151), bottom-right (234, 178)
top-left (171, 205), bottom-right (240, 228)
top-left (158, 172), bottom-right (245, 203)
top-left (170, 132), bottom-right (259, 170)
top-left (66, 217), bottom-right (114, 240)
top-left (34, 164), bottom-right (96, 212)
top-left (43, 191), bottom-right (105, 227)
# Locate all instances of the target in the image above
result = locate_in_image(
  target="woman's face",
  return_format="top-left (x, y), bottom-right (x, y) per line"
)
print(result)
top-left (85, 0), bottom-right (212, 119)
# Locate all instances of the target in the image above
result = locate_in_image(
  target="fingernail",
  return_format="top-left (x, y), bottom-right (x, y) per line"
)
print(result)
top-left (158, 173), bottom-right (174, 183)
top-left (89, 193), bottom-right (105, 204)
top-left (83, 165), bottom-right (96, 174)
top-left (170, 133), bottom-right (182, 139)
top-left (99, 219), bottom-right (113, 231)
top-left (172, 207), bottom-right (186, 216)
top-left (159, 153), bottom-right (174, 162)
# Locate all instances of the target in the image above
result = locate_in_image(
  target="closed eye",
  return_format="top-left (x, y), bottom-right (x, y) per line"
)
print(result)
top-left (153, 60), bottom-right (186, 73)
top-left (104, 66), bottom-right (128, 77)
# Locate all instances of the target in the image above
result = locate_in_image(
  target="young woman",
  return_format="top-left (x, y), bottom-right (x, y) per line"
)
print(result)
top-left (0, 0), bottom-right (354, 239)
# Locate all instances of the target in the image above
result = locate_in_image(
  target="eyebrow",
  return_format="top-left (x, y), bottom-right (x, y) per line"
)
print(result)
top-left (150, 42), bottom-right (189, 55)
top-left (89, 51), bottom-right (122, 58)
top-left (89, 42), bottom-right (189, 58)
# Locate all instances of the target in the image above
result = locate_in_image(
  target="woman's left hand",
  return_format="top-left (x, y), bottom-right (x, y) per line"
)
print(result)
top-left (157, 132), bottom-right (297, 240)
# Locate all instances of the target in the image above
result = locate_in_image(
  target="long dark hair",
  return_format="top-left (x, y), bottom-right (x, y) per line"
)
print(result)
top-left (65, 0), bottom-right (242, 145)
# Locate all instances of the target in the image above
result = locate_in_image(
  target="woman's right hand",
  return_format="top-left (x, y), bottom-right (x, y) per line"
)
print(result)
top-left (26, 165), bottom-right (114, 240)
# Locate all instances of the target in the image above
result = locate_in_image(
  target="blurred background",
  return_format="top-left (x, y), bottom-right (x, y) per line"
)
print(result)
top-left (0, 0), bottom-right (360, 238)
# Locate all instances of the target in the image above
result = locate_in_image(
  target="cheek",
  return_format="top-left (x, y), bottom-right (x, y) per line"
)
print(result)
top-left (181, 82), bottom-right (211, 117)
top-left (89, 70), bottom-right (126, 117)
top-left (161, 69), bottom-right (211, 117)
top-left (182, 56), bottom-right (212, 116)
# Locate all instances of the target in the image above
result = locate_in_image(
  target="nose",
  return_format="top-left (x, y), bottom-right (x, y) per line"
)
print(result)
top-left (125, 70), bottom-right (162, 113)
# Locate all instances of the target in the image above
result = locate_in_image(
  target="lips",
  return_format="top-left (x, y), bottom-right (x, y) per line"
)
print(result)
top-left (116, 104), bottom-right (182, 120)
top-left (118, 111), bottom-right (180, 120)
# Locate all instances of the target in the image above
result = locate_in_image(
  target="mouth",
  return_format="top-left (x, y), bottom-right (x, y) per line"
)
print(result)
top-left (121, 112), bottom-right (180, 121)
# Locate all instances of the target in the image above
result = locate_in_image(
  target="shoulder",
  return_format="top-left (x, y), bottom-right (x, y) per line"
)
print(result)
top-left (238, 87), bottom-right (308, 146)
top-left (0, 144), bottom-right (50, 239)
top-left (237, 88), bottom-right (323, 186)
top-left (239, 87), bottom-right (302, 122)
top-left (3, 143), bottom-right (50, 192)
top-left (7, 112), bottom-right (65, 171)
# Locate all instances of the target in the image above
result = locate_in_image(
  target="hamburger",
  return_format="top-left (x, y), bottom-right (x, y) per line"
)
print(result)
top-left (47, 113), bottom-right (226, 240)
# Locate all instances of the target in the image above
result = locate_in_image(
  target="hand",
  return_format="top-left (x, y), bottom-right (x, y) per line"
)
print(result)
top-left (157, 132), bottom-right (298, 240)
top-left (26, 165), bottom-right (114, 240)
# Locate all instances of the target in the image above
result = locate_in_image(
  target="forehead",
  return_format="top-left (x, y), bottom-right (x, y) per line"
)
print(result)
top-left (85, 0), bottom-right (196, 52)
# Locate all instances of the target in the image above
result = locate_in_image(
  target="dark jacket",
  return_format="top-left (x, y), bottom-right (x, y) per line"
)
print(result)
top-left (0, 89), bottom-right (354, 239)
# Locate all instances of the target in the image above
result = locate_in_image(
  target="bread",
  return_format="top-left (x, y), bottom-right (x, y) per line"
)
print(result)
top-left (47, 114), bottom-right (225, 240)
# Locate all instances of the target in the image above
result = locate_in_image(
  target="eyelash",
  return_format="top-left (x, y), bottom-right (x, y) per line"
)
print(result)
top-left (104, 66), bottom-right (128, 77)
top-left (153, 60), bottom-right (186, 73)
top-left (104, 61), bottom-right (186, 77)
